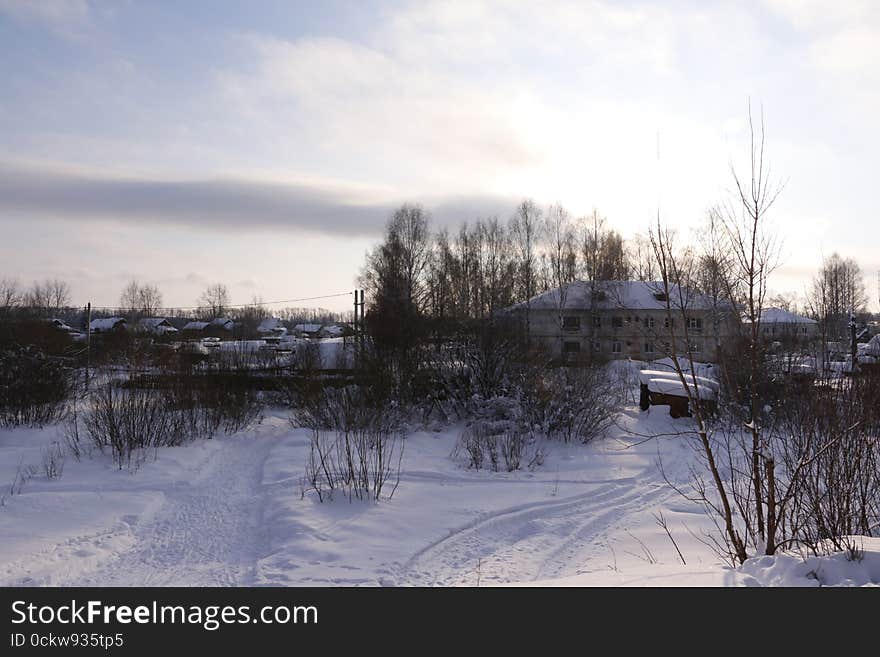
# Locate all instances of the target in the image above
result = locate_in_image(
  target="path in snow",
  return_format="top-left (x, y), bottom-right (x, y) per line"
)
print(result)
top-left (399, 469), bottom-right (672, 586)
top-left (62, 434), bottom-right (274, 587)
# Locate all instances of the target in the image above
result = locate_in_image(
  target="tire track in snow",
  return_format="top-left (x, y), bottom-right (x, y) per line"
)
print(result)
top-left (400, 476), bottom-right (671, 586)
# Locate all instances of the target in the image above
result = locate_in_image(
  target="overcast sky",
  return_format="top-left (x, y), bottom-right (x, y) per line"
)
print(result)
top-left (1, 0), bottom-right (878, 312)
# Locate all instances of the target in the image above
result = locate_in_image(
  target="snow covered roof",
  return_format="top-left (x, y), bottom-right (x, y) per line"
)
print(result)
top-left (46, 318), bottom-right (75, 332)
top-left (752, 308), bottom-right (817, 324)
top-left (508, 281), bottom-right (728, 313)
top-left (294, 323), bottom-right (323, 333)
top-left (865, 334), bottom-right (880, 357)
top-left (257, 317), bottom-right (286, 334)
top-left (182, 321), bottom-right (210, 331)
top-left (139, 317), bottom-right (173, 328)
top-left (320, 324), bottom-right (346, 336)
top-left (210, 318), bottom-right (235, 329)
top-left (89, 317), bottom-right (126, 332)
top-left (137, 318), bottom-right (178, 334)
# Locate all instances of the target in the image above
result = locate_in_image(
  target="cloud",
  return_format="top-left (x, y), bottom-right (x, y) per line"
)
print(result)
top-left (0, 0), bottom-right (94, 39)
top-left (0, 161), bottom-right (518, 237)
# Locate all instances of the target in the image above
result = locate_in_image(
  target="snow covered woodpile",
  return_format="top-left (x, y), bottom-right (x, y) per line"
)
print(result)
top-left (637, 367), bottom-right (719, 417)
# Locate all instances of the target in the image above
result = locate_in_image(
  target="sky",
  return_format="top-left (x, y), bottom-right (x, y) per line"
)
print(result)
top-left (1, 0), bottom-right (878, 313)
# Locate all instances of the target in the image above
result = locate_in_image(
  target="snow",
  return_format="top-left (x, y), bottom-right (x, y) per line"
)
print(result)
top-left (0, 385), bottom-right (876, 587)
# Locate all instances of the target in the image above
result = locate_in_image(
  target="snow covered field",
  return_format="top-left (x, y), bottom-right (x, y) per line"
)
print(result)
top-left (1, 402), bottom-right (877, 587)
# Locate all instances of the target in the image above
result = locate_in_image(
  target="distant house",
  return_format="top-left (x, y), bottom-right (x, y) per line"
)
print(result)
top-left (137, 317), bottom-right (179, 336)
top-left (257, 317), bottom-right (287, 337)
top-left (182, 320), bottom-right (211, 333)
top-left (319, 323), bottom-right (349, 338)
top-left (181, 318), bottom-right (235, 339)
top-left (46, 318), bottom-right (76, 333)
top-left (750, 308), bottom-right (818, 340)
top-left (293, 323), bottom-right (323, 338)
top-left (89, 317), bottom-right (127, 334)
top-left (210, 318), bottom-right (236, 332)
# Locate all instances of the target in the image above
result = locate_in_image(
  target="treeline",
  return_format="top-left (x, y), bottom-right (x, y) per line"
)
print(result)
top-left (0, 277), bottom-right (349, 327)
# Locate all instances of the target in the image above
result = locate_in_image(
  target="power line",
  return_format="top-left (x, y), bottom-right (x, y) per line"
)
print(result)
top-left (86, 291), bottom-right (354, 313)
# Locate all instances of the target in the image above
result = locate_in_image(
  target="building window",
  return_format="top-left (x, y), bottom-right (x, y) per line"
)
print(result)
top-left (612, 341), bottom-right (622, 354)
top-left (690, 341), bottom-right (702, 353)
top-left (563, 341), bottom-right (581, 353)
top-left (612, 316), bottom-right (623, 329)
top-left (644, 342), bottom-right (655, 354)
top-left (643, 316), bottom-right (655, 329)
top-left (664, 317), bottom-right (674, 329)
top-left (592, 340), bottom-right (601, 352)
top-left (562, 316), bottom-right (581, 331)
top-left (801, 326), bottom-right (807, 334)
top-left (593, 315), bottom-right (602, 328)
top-left (687, 317), bottom-right (703, 331)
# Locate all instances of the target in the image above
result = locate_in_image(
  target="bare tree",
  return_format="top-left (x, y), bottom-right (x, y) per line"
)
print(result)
top-left (544, 204), bottom-right (576, 359)
top-left (120, 280), bottom-right (164, 317)
top-left (510, 199), bottom-right (543, 342)
top-left (198, 283), bottom-right (230, 317)
top-left (578, 209), bottom-right (629, 282)
top-left (808, 253), bottom-right (868, 343)
top-left (0, 277), bottom-right (21, 310)
top-left (24, 279), bottom-right (71, 317)
top-left (648, 219), bottom-right (748, 564)
top-left (717, 103), bottom-right (783, 547)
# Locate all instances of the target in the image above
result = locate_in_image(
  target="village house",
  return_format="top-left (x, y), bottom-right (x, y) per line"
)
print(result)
top-left (507, 280), bottom-right (735, 362)
top-left (750, 307), bottom-right (819, 341)
top-left (89, 317), bottom-right (127, 334)
top-left (136, 317), bottom-right (179, 336)
top-left (257, 317), bottom-right (287, 337)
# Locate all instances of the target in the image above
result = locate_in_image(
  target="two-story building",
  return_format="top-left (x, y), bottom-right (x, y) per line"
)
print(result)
top-left (506, 280), bottom-right (734, 362)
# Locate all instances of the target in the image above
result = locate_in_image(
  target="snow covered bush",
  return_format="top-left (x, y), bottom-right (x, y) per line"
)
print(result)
top-left (453, 423), bottom-right (535, 473)
top-left (520, 366), bottom-right (619, 444)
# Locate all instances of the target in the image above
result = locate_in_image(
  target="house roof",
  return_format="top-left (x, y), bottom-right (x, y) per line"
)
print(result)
top-left (139, 317), bottom-right (173, 328)
top-left (210, 317), bottom-right (234, 328)
top-left (182, 321), bottom-right (210, 331)
top-left (294, 323), bottom-right (323, 333)
top-left (753, 308), bottom-right (817, 325)
top-left (89, 317), bottom-right (126, 331)
top-left (257, 317), bottom-right (286, 333)
top-left (509, 281), bottom-right (727, 312)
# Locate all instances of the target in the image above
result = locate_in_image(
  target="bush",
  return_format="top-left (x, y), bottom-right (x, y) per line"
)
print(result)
top-left (301, 428), bottom-right (403, 502)
top-left (520, 366), bottom-right (619, 444)
top-left (292, 384), bottom-right (400, 435)
top-left (0, 345), bottom-right (73, 428)
top-left (453, 423), bottom-right (536, 473)
top-left (68, 379), bottom-right (262, 470)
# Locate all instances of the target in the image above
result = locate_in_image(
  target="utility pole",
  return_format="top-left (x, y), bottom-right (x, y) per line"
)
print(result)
top-left (849, 307), bottom-right (858, 375)
top-left (85, 302), bottom-right (92, 391)
top-left (353, 288), bottom-right (359, 338)
top-left (359, 289), bottom-right (365, 343)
